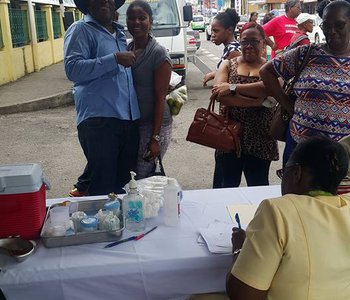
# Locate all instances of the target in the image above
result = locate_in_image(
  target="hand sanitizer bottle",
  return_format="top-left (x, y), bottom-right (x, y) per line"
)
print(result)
top-left (124, 171), bottom-right (146, 232)
top-left (163, 178), bottom-right (181, 226)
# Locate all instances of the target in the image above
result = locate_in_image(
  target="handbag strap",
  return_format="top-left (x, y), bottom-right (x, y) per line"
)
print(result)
top-left (154, 155), bottom-right (166, 176)
top-left (207, 97), bottom-right (230, 121)
top-left (289, 44), bottom-right (313, 90)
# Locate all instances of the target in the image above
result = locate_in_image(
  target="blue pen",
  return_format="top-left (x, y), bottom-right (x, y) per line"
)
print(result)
top-left (104, 236), bottom-right (136, 248)
top-left (235, 213), bottom-right (242, 229)
top-left (104, 226), bottom-right (158, 248)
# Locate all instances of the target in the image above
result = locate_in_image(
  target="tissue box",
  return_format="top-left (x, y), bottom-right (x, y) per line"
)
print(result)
top-left (0, 164), bottom-right (47, 239)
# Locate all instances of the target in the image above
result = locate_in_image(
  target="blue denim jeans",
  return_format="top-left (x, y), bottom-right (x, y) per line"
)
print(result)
top-left (220, 152), bottom-right (271, 187)
top-left (74, 164), bottom-right (90, 192)
top-left (213, 150), bottom-right (224, 188)
top-left (77, 117), bottom-right (139, 196)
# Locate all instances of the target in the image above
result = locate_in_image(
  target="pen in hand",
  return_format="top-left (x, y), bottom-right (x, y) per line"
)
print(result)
top-left (235, 213), bottom-right (241, 229)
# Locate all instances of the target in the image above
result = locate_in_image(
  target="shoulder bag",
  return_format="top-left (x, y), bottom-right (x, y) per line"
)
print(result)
top-left (186, 97), bottom-right (242, 157)
top-left (270, 45), bottom-right (313, 142)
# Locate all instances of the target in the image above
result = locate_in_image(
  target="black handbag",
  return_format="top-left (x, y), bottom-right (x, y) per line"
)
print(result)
top-left (270, 45), bottom-right (313, 142)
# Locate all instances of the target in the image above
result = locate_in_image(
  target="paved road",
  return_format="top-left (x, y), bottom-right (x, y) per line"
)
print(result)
top-left (0, 34), bottom-right (283, 198)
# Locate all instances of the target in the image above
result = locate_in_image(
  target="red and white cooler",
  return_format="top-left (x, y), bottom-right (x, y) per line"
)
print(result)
top-left (0, 163), bottom-right (49, 240)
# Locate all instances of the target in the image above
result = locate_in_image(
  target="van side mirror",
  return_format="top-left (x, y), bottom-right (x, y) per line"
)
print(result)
top-left (183, 5), bottom-right (193, 22)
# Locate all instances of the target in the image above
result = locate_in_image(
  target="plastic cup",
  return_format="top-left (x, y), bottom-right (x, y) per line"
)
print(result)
top-left (50, 206), bottom-right (69, 226)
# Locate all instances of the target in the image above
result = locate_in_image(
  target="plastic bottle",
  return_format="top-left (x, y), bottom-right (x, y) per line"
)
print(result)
top-left (163, 178), bottom-right (181, 226)
top-left (123, 171), bottom-right (146, 232)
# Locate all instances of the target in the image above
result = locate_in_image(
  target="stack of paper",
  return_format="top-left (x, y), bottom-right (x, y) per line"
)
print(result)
top-left (199, 220), bottom-right (233, 254)
top-left (199, 204), bottom-right (259, 254)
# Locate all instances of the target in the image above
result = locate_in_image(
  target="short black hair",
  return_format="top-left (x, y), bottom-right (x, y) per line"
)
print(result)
top-left (127, 0), bottom-right (153, 21)
top-left (214, 8), bottom-right (240, 31)
top-left (289, 136), bottom-right (348, 194)
top-left (317, 0), bottom-right (350, 18)
top-left (262, 13), bottom-right (274, 24)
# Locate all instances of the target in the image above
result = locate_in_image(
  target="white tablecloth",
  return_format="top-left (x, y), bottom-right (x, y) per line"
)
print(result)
top-left (0, 185), bottom-right (281, 300)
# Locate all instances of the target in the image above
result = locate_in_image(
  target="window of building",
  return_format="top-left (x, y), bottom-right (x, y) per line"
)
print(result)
top-left (35, 7), bottom-right (48, 42)
top-left (9, 8), bottom-right (31, 47)
top-left (52, 10), bottom-right (61, 39)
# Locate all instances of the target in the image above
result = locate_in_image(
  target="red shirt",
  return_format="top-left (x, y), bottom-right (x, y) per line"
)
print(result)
top-left (290, 30), bottom-right (310, 46)
top-left (263, 15), bottom-right (298, 58)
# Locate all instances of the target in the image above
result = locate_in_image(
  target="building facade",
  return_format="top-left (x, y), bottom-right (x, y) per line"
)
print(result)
top-left (0, 0), bottom-right (79, 86)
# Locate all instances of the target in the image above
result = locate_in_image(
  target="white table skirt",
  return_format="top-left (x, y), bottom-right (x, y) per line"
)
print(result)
top-left (0, 185), bottom-right (281, 300)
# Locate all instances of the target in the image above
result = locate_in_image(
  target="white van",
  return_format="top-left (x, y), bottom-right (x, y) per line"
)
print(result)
top-left (118, 0), bottom-right (192, 81)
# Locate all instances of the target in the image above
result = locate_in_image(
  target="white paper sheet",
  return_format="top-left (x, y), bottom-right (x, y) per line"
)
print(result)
top-left (199, 220), bottom-right (233, 254)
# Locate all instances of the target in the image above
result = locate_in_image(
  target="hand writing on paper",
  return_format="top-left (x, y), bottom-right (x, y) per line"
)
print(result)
top-left (231, 227), bottom-right (246, 254)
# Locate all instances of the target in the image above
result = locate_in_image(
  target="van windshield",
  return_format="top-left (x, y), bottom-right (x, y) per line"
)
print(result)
top-left (193, 16), bottom-right (203, 22)
top-left (118, 0), bottom-right (180, 28)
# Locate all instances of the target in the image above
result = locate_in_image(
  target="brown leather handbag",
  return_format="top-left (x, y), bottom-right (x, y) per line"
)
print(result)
top-left (186, 98), bottom-right (242, 156)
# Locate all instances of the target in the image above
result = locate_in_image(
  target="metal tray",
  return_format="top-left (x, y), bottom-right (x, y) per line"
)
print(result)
top-left (40, 198), bottom-right (125, 248)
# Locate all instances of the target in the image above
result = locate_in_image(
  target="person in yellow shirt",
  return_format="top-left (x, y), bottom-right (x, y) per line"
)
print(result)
top-left (227, 136), bottom-right (350, 300)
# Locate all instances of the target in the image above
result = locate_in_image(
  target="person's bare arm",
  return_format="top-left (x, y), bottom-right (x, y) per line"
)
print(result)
top-left (211, 81), bottom-right (267, 107)
top-left (260, 61), bottom-right (293, 115)
top-left (226, 227), bottom-right (268, 300)
top-left (227, 50), bottom-right (241, 60)
top-left (147, 61), bottom-right (172, 160)
top-left (213, 60), bottom-right (230, 85)
top-left (226, 274), bottom-right (268, 300)
top-left (203, 71), bottom-right (216, 86)
top-left (265, 37), bottom-right (277, 50)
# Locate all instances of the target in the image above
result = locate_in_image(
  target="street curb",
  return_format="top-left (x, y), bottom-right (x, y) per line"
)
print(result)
top-left (0, 90), bottom-right (74, 115)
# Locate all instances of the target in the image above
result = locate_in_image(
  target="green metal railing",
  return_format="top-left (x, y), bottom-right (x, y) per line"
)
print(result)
top-left (75, 11), bottom-right (80, 21)
top-left (52, 11), bottom-right (61, 39)
top-left (35, 10), bottom-right (48, 42)
top-left (0, 22), bottom-right (4, 49)
top-left (9, 8), bottom-right (30, 47)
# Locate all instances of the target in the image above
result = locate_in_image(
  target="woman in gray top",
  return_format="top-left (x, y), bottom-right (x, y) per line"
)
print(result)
top-left (126, 0), bottom-right (172, 179)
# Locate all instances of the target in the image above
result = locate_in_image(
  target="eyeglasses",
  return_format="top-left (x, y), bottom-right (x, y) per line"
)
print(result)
top-left (320, 21), bottom-right (348, 32)
top-left (240, 39), bottom-right (262, 47)
top-left (276, 163), bottom-right (300, 179)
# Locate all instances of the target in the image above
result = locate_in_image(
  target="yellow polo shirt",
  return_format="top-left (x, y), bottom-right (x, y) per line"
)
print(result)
top-left (231, 193), bottom-right (350, 300)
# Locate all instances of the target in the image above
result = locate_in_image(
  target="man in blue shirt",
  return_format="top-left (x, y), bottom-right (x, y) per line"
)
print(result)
top-left (64, 0), bottom-right (140, 195)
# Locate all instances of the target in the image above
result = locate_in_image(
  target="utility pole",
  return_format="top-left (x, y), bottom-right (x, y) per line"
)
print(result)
top-left (27, 0), bottom-right (40, 71)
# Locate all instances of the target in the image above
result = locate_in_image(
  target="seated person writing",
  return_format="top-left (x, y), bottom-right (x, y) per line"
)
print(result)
top-left (227, 136), bottom-right (350, 300)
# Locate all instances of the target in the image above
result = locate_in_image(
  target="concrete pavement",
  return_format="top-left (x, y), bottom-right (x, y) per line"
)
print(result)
top-left (0, 57), bottom-right (211, 115)
top-left (0, 62), bottom-right (73, 114)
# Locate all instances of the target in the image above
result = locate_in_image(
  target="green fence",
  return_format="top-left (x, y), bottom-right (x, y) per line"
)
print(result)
top-left (9, 8), bottom-right (30, 48)
top-left (75, 11), bottom-right (80, 21)
top-left (52, 11), bottom-right (61, 39)
top-left (0, 22), bottom-right (4, 49)
top-left (35, 10), bottom-right (48, 42)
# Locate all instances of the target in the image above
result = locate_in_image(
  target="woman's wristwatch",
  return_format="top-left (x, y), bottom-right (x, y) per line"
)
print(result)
top-left (229, 84), bottom-right (237, 96)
